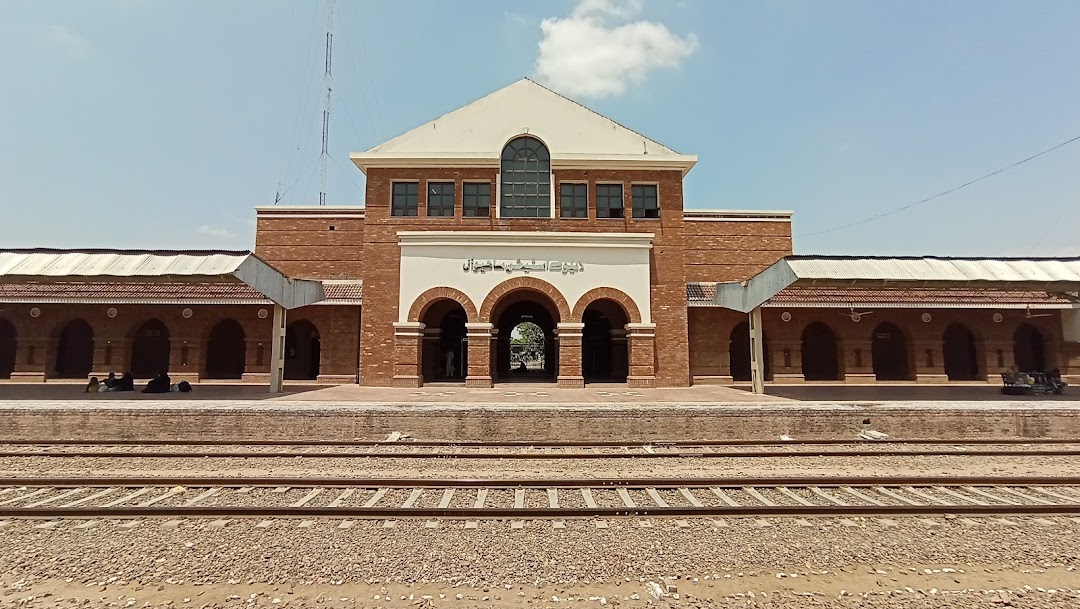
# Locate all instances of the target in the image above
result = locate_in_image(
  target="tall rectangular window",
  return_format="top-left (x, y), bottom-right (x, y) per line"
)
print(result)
top-left (427, 182), bottom-right (455, 217)
top-left (391, 182), bottom-right (418, 217)
top-left (559, 183), bottom-right (588, 218)
top-left (631, 184), bottom-right (659, 219)
top-left (596, 184), bottom-right (624, 218)
top-left (463, 183), bottom-right (491, 217)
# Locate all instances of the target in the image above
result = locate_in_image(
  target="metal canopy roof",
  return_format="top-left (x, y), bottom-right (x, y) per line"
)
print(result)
top-left (0, 249), bottom-right (325, 310)
top-left (714, 256), bottom-right (1080, 313)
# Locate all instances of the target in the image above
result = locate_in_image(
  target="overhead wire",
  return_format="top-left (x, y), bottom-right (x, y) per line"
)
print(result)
top-left (796, 133), bottom-right (1080, 238)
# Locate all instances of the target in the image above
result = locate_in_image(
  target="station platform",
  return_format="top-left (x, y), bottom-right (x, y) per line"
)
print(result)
top-left (0, 382), bottom-right (1077, 443)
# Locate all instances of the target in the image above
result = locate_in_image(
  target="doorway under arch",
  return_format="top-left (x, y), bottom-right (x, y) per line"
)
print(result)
top-left (581, 298), bottom-right (629, 382)
top-left (55, 319), bottom-right (94, 379)
top-left (729, 321), bottom-right (771, 381)
top-left (285, 320), bottom-right (321, 380)
top-left (943, 323), bottom-right (980, 380)
top-left (801, 322), bottom-right (840, 381)
top-left (871, 322), bottom-right (911, 380)
top-left (1013, 324), bottom-right (1046, 372)
top-left (420, 300), bottom-right (468, 383)
top-left (205, 319), bottom-right (246, 379)
top-left (130, 319), bottom-right (171, 379)
top-left (493, 289), bottom-right (560, 382)
top-left (0, 317), bottom-right (15, 379)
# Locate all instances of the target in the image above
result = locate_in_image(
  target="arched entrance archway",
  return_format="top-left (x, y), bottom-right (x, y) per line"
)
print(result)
top-left (582, 299), bottom-right (629, 382)
top-left (55, 319), bottom-right (94, 379)
top-left (205, 319), bottom-right (246, 379)
top-left (0, 318), bottom-right (16, 379)
top-left (130, 319), bottom-right (171, 379)
top-left (871, 322), bottom-right (910, 380)
top-left (285, 320), bottom-right (321, 380)
top-left (943, 323), bottom-right (979, 380)
top-left (801, 322), bottom-right (840, 381)
top-left (1013, 324), bottom-right (1046, 372)
top-left (420, 300), bottom-right (467, 383)
top-left (729, 321), bottom-right (771, 381)
top-left (492, 289), bottom-right (561, 382)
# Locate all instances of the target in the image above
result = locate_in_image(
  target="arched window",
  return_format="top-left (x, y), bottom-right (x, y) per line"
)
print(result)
top-left (500, 136), bottom-right (551, 217)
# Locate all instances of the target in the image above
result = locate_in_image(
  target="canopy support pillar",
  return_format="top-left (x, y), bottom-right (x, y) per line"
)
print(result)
top-left (749, 306), bottom-right (765, 395)
top-left (270, 304), bottom-right (287, 393)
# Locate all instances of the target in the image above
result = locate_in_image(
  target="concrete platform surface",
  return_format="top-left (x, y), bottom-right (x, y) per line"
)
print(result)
top-left (0, 381), bottom-right (1075, 403)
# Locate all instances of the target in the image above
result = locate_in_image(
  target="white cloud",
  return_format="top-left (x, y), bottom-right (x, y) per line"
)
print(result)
top-left (534, 0), bottom-right (697, 99)
top-left (45, 24), bottom-right (90, 60)
top-left (197, 225), bottom-right (235, 239)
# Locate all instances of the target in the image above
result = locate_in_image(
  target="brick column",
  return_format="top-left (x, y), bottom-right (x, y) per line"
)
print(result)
top-left (91, 335), bottom-right (127, 380)
top-left (556, 322), bottom-right (584, 389)
top-left (1059, 342), bottom-right (1080, 386)
top-left (241, 332), bottom-right (271, 384)
top-left (392, 322), bottom-right (424, 388)
top-left (914, 339), bottom-right (948, 383)
top-left (465, 323), bottom-right (493, 388)
top-left (626, 322), bottom-right (656, 389)
top-left (12, 337), bottom-right (47, 382)
top-left (170, 337), bottom-right (200, 383)
top-left (844, 339), bottom-right (875, 383)
top-left (771, 340), bottom-right (805, 383)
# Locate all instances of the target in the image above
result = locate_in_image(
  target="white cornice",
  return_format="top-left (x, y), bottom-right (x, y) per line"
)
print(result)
top-left (397, 231), bottom-right (654, 249)
top-left (350, 153), bottom-right (697, 176)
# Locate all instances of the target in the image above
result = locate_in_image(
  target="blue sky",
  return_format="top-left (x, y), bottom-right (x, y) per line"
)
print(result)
top-left (2, 0), bottom-right (1078, 256)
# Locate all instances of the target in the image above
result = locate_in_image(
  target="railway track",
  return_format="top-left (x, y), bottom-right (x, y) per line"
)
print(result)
top-left (3, 476), bottom-right (1080, 520)
top-left (4, 440), bottom-right (1080, 459)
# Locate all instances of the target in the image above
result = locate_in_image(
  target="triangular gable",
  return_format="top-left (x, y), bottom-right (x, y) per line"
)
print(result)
top-left (351, 79), bottom-right (696, 174)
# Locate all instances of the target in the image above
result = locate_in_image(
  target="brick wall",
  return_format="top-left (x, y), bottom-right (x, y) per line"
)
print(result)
top-left (358, 168), bottom-right (691, 387)
top-left (688, 306), bottom-right (1072, 383)
top-left (4, 404), bottom-right (1078, 442)
top-left (682, 218), bottom-right (792, 282)
top-left (0, 303), bottom-right (359, 382)
top-left (254, 212), bottom-right (365, 280)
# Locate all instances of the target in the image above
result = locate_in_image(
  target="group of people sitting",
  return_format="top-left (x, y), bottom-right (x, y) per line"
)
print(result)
top-left (84, 371), bottom-right (192, 394)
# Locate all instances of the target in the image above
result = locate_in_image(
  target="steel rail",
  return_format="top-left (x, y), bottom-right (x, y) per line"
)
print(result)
top-left (2, 438), bottom-right (1078, 447)
top-left (5, 475), bottom-right (1080, 488)
top-left (1, 448), bottom-right (1078, 459)
top-left (1, 503), bottom-right (1079, 520)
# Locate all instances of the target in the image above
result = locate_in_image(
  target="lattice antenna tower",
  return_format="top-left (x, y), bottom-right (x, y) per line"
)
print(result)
top-left (318, 0), bottom-right (335, 205)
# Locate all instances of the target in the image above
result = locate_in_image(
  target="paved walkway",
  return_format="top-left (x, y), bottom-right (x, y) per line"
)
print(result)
top-left (0, 381), bottom-right (1076, 410)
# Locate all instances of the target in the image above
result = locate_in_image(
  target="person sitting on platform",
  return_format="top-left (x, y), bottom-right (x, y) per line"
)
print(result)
top-left (102, 372), bottom-right (118, 390)
top-left (142, 371), bottom-right (172, 394)
top-left (114, 372), bottom-right (135, 392)
top-left (84, 377), bottom-right (100, 393)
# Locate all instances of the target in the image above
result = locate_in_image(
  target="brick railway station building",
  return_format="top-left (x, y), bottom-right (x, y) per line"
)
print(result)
top-left (1, 79), bottom-right (1078, 391)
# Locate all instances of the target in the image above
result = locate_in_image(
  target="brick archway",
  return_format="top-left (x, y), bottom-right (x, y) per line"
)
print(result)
top-left (479, 277), bottom-right (571, 323)
top-left (408, 287), bottom-right (478, 323)
top-left (571, 287), bottom-right (642, 324)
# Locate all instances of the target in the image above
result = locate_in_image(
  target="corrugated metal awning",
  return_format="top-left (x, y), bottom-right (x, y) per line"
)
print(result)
top-left (712, 256), bottom-right (1080, 313)
top-left (0, 249), bottom-right (326, 310)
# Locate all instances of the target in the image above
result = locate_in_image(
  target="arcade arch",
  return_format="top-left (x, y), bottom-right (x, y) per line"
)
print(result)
top-left (54, 319), bottom-right (94, 379)
top-left (489, 287), bottom-right (563, 381)
top-left (729, 321), bottom-right (771, 381)
top-left (130, 319), bottom-right (171, 379)
top-left (801, 322), bottom-right (841, 381)
top-left (205, 319), bottom-right (246, 379)
top-left (420, 299), bottom-right (468, 383)
top-left (1013, 324), bottom-right (1046, 372)
top-left (0, 317), bottom-right (15, 379)
top-left (581, 298), bottom-right (630, 382)
top-left (285, 320), bottom-right (321, 380)
top-left (943, 323), bottom-right (980, 381)
top-left (871, 322), bottom-right (911, 380)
